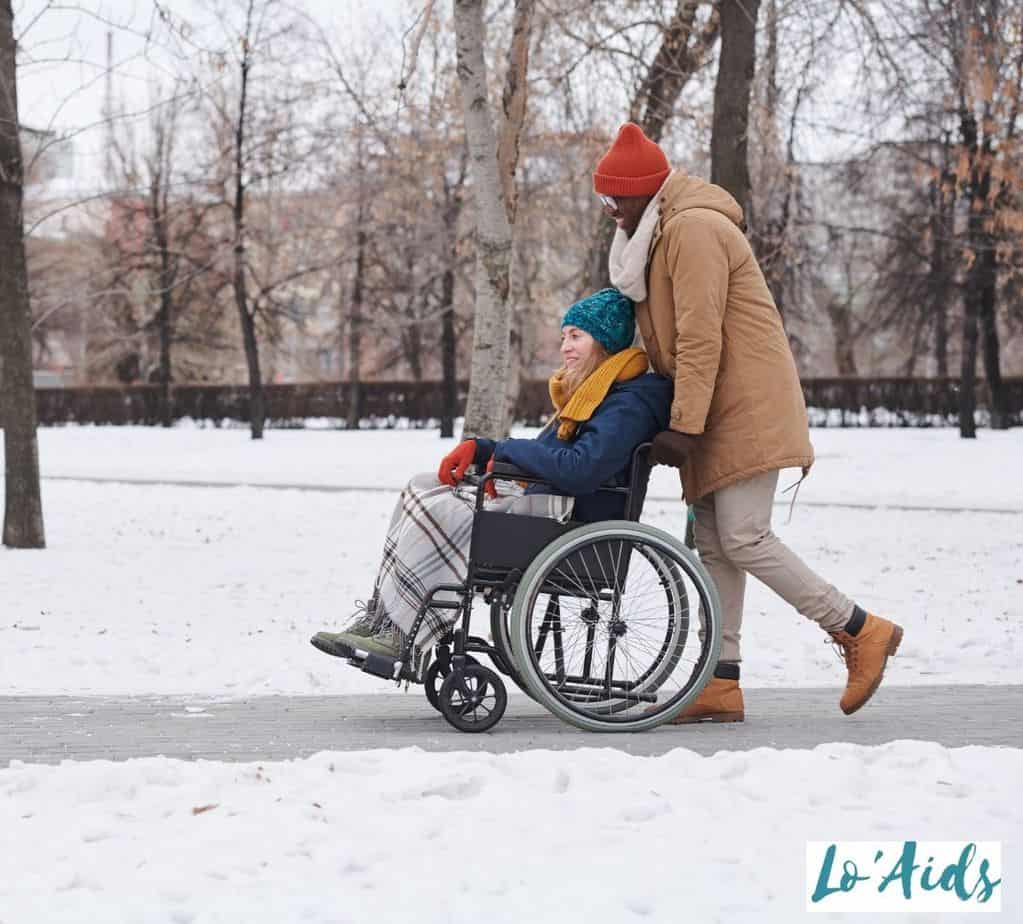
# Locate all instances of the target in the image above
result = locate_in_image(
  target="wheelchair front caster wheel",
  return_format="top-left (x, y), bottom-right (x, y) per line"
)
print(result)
top-left (438, 664), bottom-right (507, 732)
top-left (424, 654), bottom-right (478, 713)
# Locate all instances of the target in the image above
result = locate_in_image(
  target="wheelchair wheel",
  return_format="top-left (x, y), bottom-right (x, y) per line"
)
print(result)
top-left (424, 654), bottom-right (478, 712)
top-left (508, 520), bottom-right (721, 732)
top-left (438, 664), bottom-right (507, 732)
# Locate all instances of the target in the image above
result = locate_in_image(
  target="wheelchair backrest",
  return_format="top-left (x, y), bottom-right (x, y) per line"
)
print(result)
top-left (622, 442), bottom-right (654, 522)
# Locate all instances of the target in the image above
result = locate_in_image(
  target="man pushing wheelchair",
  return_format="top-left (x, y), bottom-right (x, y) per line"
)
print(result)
top-left (311, 125), bottom-right (903, 731)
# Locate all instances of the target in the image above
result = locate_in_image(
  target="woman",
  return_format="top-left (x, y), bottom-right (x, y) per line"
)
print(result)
top-left (311, 288), bottom-right (671, 668)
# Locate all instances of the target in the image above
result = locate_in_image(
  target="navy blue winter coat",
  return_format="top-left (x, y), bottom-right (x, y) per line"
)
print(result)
top-left (474, 373), bottom-right (672, 522)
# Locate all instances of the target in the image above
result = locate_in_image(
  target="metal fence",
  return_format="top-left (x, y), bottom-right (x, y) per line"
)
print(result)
top-left (20, 376), bottom-right (1023, 428)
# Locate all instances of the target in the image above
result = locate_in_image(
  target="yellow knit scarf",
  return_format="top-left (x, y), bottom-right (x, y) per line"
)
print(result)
top-left (548, 347), bottom-right (649, 441)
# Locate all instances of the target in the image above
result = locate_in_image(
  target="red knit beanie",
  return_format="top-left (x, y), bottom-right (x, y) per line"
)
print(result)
top-left (593, 123), bottom-right (670, 197)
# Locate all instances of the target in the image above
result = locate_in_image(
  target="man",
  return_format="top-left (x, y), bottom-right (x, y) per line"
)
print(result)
top-left (593, 122), bottom-right (903, 723)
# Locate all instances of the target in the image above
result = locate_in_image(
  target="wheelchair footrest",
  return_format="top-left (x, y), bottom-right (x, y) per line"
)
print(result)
top-left (361, 652), bottom-right (404, 681)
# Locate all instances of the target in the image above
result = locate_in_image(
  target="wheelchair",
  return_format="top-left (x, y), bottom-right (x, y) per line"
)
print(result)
top-left (348, 441), bottom-right (723, 733)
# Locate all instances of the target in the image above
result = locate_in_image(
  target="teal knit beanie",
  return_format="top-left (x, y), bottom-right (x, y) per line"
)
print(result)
top-left (561, 288), bottom-right (635, 354)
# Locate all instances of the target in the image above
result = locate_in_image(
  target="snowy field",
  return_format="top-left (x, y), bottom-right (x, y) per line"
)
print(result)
top-left (1, 743), bottom-right (1018, 923)
top-left (1, 425), bottom-right (1020, 695)
top-left (26, 421), bottom-right (1023, 510)
top-left (1, 426), bottom-right (1020, 923)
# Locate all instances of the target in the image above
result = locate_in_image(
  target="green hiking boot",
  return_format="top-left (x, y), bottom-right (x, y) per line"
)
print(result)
top-left (310, 624), bottom-right (402, 661)
top-left (310, 630), bottom-right (358, 659)
top-left (310, 598), bottom-right (380, 659)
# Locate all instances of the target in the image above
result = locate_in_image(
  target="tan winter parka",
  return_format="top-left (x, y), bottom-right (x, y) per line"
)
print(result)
top-left (635, 171), bottom-right (814, 501)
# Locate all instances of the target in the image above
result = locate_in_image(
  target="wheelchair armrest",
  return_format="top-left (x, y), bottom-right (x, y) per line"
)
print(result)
top-left (475, 442), bottom-right (652, 515)
top-left (490, 460), bottom-right (622, 491)
top-left (489, 461), bottom-right (532, 479)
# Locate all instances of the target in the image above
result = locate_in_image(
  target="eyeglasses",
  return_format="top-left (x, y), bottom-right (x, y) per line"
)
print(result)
top-left (597, 194), bottom-right (618, 211)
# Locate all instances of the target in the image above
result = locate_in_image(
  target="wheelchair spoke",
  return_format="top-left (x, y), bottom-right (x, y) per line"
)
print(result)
top-left (515, 526), bottom-right (718, 725)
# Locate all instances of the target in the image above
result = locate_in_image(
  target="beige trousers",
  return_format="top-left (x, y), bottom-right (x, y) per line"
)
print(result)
top-left (693, 470), bottom-right (854, 663)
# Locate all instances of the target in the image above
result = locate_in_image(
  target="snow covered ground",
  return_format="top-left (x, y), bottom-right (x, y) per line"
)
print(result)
top-left (1, 426), bottom-right (1020, 695)
top-left (26, 421), bottom-right (1023, 510)
top-left (1, 742), bottom-right (1018, 923)
top-left (1, 427), bottom-right (1019, 922)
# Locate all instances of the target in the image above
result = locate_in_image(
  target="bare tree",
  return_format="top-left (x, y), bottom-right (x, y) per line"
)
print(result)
top-left (0, 0), bottom-right (45, 548)
top-left (106, 87), bottom-right (222, 423)
top-left (710, 0), bottom-right (760, 214)
top-left (580, 1), bottom-right (721, 290)
top-left (346, 199), bottom-right (368, 429)
top-left (453, 0), bottom-right (534, 438)
top-left (199, 0), bottom-right (334, 437)
top-left (229, 1), bottom-right (265, 437)
top-left (948, 0), bottom-right (1017, 436)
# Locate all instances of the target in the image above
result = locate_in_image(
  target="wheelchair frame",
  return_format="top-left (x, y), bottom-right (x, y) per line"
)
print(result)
top-left (351, 442), bottom-right (721, 732)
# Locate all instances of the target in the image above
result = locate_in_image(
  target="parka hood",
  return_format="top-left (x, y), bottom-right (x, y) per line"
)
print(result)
top-left (658, 170), bottom-right (744, 229)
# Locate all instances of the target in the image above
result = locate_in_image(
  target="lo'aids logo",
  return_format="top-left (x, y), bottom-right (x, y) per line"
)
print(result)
top-left (806, 841), bottom-right (1002, 913)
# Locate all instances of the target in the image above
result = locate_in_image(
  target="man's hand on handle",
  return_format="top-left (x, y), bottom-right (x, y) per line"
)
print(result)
top-left (650, 430), bottom-right (698, 468)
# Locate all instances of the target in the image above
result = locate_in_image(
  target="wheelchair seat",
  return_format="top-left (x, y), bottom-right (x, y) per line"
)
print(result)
top-left (468, 442), bottom-right (655, 593)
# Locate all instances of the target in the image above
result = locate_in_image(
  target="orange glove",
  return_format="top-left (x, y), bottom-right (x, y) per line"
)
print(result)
top-left (438, 439), bottom-right (476, 486)
top-left (484, 457), bottom-right (497, 499)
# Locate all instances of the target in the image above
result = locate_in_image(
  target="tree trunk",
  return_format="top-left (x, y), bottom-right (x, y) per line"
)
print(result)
top-left (152, 184), bottom-right (174, 428)
top-left (584, 3), bottom-right (720, 291)
top-left (978, 250), bottom-right (1007, 429)
top-left (0, 0), bottom-right (45, 548)
top-left (346, 226), bottom-right (366, 430)
top-left (959, 287), bottom-right (980, 439)
top-left (825, 299), bottom-right (858, 375)
top-left (232, 2), bottom-right (264, 440)
top-left (495, 0), bottom-right (534, 227)
top-left (958, 109), bottom-right (989, 440)
top-left (157, 255), bottom-right (173, 427)
top-left (931, 136), bottom-right (954, 378)
top-left (931, 211), bottom-right (949, 379)
top-left (710, 0), bottom-right (760, 216)
top-left (404, 320), bottom-right (424, 382)
top-left (934, 301), bottom-right (948, 378)
top-left (586, 219), bottom-right (617, 292)
top-left (751, 0), bottom-right (790, 321)
top-left (440, 280), bottom-right (457, 439)
top-left (453, 0), bottom-right (523, 439)
top-left (633, 2), bottom-right (711, 142)
top-left (236, 293), bottom-right (264, 433)
top-left (439, 170), bottom-right (463, 440)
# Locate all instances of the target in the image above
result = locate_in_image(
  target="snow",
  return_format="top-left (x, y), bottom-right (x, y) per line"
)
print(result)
top-left (26, 422), bottom-right (1023, 511)
top-left (1, 426), bottom-right (1021, 695)
top-left (1, 427), bottom-right (1019, 922)
top-left (1, 742), bottom-right (1018, 922)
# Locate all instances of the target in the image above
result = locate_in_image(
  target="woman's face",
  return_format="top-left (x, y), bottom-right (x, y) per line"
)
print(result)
top-left (560, 325), bottom-right (598, 369)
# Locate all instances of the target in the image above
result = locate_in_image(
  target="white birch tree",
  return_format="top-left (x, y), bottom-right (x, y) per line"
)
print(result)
top-left (452, 0), bottom-right (534, 439)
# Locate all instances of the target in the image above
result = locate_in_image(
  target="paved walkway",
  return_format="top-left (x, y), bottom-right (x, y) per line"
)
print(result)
top-left (2, 686), bottom-right (1020, 764)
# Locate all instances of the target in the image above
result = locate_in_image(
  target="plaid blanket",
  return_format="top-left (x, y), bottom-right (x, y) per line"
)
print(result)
top-left (374, 473), bottom-right (573, 650)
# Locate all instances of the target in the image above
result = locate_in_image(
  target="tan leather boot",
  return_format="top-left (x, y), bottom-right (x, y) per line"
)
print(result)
top-left (829, 613), bottom-right (904, 715)
top-left (665, 677), bottom-right (744, 724)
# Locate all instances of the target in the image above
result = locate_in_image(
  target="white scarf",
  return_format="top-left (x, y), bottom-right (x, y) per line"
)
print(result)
top-left (608, 171), bottom-right (673, 302)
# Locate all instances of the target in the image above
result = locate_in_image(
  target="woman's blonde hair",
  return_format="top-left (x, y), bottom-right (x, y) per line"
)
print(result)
top-left (555, 343), bottom-right (610, 405)
top-left (541, 342), bottom-right (612, 434)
